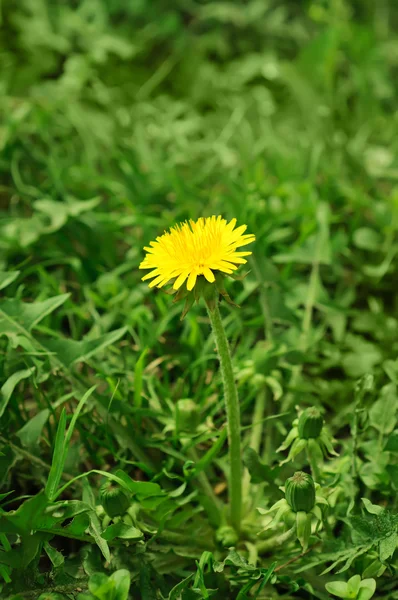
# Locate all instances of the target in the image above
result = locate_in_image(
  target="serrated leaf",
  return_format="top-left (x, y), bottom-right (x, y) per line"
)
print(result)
top-left (40, 327), bottom-right (127, 368)
top-left (0, 494), bottom-right (91, 535)
top-left (0, 294), bottom-right (69, 332)
top-left (0, 493), bottom-right (48, 534)
top-left (213, 549), bottom-right (256, 573)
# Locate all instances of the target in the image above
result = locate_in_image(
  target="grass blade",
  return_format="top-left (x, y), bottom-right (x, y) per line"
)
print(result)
top-left (45, 385), bottom-right (97, 501)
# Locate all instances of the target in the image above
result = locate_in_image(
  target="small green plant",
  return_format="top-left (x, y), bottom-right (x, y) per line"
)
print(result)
top-left (258, 471), bottom-right (328, 550)
top-left (326, 575), bottom-right (376, 600)
top-left (99, 482), bottom-right (131, 519)
top-left (277, 406), bottom-right (338, 480)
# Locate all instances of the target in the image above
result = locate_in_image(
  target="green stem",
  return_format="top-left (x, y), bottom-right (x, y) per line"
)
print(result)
top-left (188, 447), bottom-right (223, 527)
top-left (256, 526), bottom-right (296, 554)
top-left (207, 302), bottom-right (242, 533)
top-left (306, 446), bottom-right (321, 483)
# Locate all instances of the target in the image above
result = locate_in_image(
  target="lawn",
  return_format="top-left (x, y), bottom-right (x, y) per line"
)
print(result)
top-left (0, 1), bottom-right (398, 598)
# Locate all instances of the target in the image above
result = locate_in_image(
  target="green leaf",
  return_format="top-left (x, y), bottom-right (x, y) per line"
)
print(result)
top-left (0, 271), bottom-right (20, 291)
top-left (0, 491), bottom-right (14, 503)
top-left (44, 540), bottom-right (65, 567)
top-left (114, 469), bottom-right (163, 498)
top-left (296, 511), bottom-right (312, 551)
top-left (0, 294), bottom-right (69, 332)
top-left (101, 522), bottom-right (143, 541)
top-left (353, 228), bottom-right (382, 251)
top-left (357, 578), bottom-right (376, 600)
top-left (45, 408), bottom-right (67, 501)
top-left (134, 347), bottom-right (148, 409)
top-left (140, 562), bottom-right (158, 600)
top-left (379, 531), bottom-right (398, 561)
top-left (242, 447), bottom-right (279, 487)
top-left (40, 327), bottom-right (127, 368)
top-left (0, 564), bottom-right (12, 584)
top-left (385, 430), bottom-right (398, 452)
top-left (361, 498), bottom-right (384, 516)
top-left (0, 492), bottom-right (49, 535)
top-left (46, 385), bottom-right (96, 501)
top-left (369, 383), bottom-right (397, 436)
top-left (88, 569), bottom-right (130, 600)
top-left (325, 581), bottom-right (348, 598)
top-left (168, 574), bottom-right (194, 599)
top-left (0, 494), bottom-right (91, 535)
top-left (387, 464), bottom-right (398, 488)
top-left (1, 532), bottom-right (44, 568)
top-left (0, 367), bottom-right (36, 418)
top-left (213, 549), bottom-right (256, 573)
top-left (347, 575), bottom-right (361, 596)
top-left (16, 409), bottom-right (50, 449)
top-left (82, 480), bottom-right (111, 563)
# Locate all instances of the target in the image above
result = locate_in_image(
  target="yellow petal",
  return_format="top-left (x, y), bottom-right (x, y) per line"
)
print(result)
top-left (187, 271), bottom-right (197, 291)
top-left (173, 271), bottom-right (190, 290)
top-left (203, 267), bottom-right (215, 283)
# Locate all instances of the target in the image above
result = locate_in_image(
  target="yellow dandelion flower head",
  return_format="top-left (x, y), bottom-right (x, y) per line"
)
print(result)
top-left (139, 216), bottom-right (255, 291)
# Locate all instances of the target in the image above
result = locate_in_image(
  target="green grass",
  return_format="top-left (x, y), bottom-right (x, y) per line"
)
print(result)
top-left (1, 0), bottom-right (398, 598)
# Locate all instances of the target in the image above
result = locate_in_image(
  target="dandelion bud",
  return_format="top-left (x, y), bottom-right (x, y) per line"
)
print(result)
top-left (298, 407), bottom-right (323, 440)
top-left (99, 482), bottom-right (130, 518)
top-left (175, 399), bottom-right (199, 433)
top-left (216, 525), bottom-right (239, 547)
top-left (285, 471), bottom-right (315, 513)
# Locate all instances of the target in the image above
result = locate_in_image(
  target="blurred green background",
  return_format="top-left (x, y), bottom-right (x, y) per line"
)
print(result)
top-left (1, 0), bottom-right (398, 471)
top-left (2, 0), bottom-right (398, 438)
top-left (1, 0), bottom-right (398, 596)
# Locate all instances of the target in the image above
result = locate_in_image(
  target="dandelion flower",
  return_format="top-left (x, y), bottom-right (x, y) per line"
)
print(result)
top-left (139, 216), bottom-right (255, 291)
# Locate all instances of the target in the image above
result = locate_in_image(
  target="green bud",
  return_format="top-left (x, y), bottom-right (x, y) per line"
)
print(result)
top-left (99, 482), bottom-right (130, 518)
top-left (285, 471), bottom-right (315, 513)
top-left (216, 525), bottom-right (239, 547)
top-left (298, 407), bottom-right (323, 440)
top-left (175, 399), bottom-right (199, 432)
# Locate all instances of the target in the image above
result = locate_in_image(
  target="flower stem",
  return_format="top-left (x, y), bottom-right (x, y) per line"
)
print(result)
top-left (306, 446), bottom-right (321, 482)
top-left (256, 526), bottom-right (296, 554)
top-left (187, 447), bottom-right (223, 527)
top-left (207, 302), bottom-right (242, 533)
